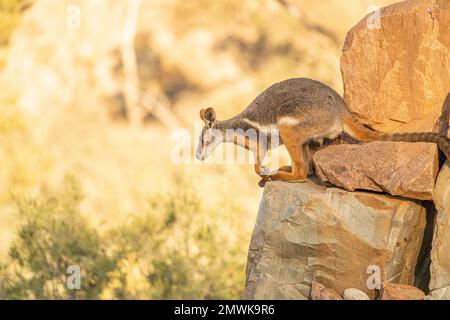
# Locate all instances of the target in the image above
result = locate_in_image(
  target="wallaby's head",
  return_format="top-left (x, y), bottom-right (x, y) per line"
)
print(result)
top-left (196, 107), bottom-right (222, 161)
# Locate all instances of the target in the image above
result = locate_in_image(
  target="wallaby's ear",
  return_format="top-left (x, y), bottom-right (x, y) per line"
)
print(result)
top-left (200, 107), bottom-right (216, 125)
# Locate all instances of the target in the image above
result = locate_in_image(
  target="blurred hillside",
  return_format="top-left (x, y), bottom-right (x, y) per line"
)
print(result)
top-left (0, 0), bottom-right (397, 299)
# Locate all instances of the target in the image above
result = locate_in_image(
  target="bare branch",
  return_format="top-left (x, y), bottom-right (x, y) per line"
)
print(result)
top-left (121, 0), bottom-right (142, 127)
top-left (139, 90), bottom-right (181, 131)
top-left (275, 0), bottom-right (339, 46)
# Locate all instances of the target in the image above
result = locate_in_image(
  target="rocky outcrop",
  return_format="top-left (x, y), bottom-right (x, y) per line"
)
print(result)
top-left (243, 0), bottom-right (450, 301)
top-left (379, 283), bottom-right (425, 300)
top-left (430, 161), bottom-right (450, 297)
top-left (341, 0), bottom-right (450, 132)
top-left (313, 142), bottom-right (439, 200)
top-left (243, 181), bottom-right (426, 300)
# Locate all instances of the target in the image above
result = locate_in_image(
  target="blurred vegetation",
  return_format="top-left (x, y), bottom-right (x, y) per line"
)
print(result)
top-left (106, 173), bottom-right (247, 300)
top-left (0, 0), bottom-right (32, 68)
top-left (0, 176), bottom-right (117, 299)
top-left (0, 175), bottom-right (247, 299)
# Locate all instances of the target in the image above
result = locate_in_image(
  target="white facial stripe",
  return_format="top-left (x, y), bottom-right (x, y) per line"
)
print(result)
top-left (242, 118), bottom-right (277, 135)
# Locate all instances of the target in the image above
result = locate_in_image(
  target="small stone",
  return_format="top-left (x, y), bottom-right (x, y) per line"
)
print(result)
top-left (343, 288), bottom-right (370, 300)
top-left (379, 283), bottom-right (425, 300)
top-left (311, 281), bottom-right (342, 300)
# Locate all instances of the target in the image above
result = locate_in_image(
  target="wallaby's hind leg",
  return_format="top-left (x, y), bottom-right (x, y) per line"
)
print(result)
top-left (302, 144), bottom-right (312, 176)
top-left (258, 125), bottom-right (308, 187)
top-left (269, 145), bottom-right (312, 176)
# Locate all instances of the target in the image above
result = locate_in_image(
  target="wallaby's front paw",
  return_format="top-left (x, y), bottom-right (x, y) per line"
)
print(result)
top-left (259, 166), bottom-right (271, 176)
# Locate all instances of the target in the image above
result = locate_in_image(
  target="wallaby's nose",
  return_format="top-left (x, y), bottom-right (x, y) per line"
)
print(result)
top-left (196, 148), bottom-right (203, 161)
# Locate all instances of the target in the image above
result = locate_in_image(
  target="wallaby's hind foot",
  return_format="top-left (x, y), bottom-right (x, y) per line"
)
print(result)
top-left (258, 177), bottom-right (269, 188)
top-left (267, 170), bottom-right (307, 183)
top-left (258, 166), bottom-right (294, 187)
top-left (258, 173), bottom-right (307, 188)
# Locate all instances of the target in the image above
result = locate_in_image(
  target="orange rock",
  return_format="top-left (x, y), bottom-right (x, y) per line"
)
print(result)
top-left (341, 0), bottom-right (450, 133)
top-left (313, 141), bottom-right (439, 200)
top-left (380, 283), bottom-right (425, 300)
top-left (433, 94), bottom-right (450, 135)
top-left (311, 281), bottom-right (343, 300)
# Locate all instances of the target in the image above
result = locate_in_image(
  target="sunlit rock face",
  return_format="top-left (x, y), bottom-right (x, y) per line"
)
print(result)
top-left (243, 181), bottom-right (426, 300)
top-left (341, 0), bottom-right (450, 133)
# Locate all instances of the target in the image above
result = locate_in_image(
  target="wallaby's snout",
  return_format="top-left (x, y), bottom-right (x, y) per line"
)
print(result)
top-left (196, 140), bottom-right (205, 161)
top-left (197, 107), bottom-right (221, 161)
top-left (196, 127), bottom-right (222, 161)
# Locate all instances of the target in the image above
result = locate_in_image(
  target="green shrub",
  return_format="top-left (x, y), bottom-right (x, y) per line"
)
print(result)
top-left (0, 174), bottom-right (247, 300)
top-left (107, 174), bottom-right (247, 300)
top-left (0, 176), bottom-right (117, 299)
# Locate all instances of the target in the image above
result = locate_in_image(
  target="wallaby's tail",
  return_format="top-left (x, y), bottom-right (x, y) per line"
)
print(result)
top-left (342, 113), bottom-right (450, 159)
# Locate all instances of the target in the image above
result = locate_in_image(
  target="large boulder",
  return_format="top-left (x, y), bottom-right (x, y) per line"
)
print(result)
top-left (430, 161), bottom-right (450, 297)
top-left (313, 141), bottom-right (439, 200)
top-left (243, 181), bottom-right (426, 300)
top-left (341, 0), bottom-right (450, 132)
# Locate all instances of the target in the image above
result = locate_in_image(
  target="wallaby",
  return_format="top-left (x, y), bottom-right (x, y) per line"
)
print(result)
top-left (196, 78), bottom-right (450, 187)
